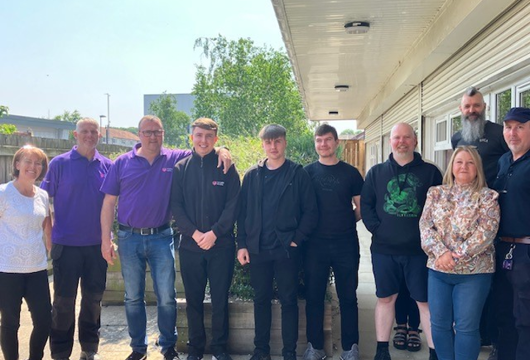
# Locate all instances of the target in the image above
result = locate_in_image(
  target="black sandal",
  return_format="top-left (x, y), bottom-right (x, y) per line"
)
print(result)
top-left (407, 328), bottom-right (422, 352)
top-left (393, 325), bottom-right (408, 350)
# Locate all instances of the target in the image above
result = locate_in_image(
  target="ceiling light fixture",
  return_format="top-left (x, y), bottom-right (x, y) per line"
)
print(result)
top-left (344, 21), bottom-right (370, 34)
top-left (334, 85), bottom-right (350, 92)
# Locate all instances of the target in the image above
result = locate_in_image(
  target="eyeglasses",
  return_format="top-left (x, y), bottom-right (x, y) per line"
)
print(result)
top-left (141, 130), bottom-right (164, 137)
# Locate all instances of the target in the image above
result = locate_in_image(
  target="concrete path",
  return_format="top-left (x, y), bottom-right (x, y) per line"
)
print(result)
top-left (16, 223), bottom-right (492, 360)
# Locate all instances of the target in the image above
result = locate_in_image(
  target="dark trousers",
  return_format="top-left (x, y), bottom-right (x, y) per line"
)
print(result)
top-left (494, 242), bottom-right (530, 360)
top-left (395, 280), bottom-right (420, 330)
top-left (250, 248), bottom-right (300, 356)
top-left (0, 270), bottom-right (51, 360)
top-left (50, 244), bottom-right (107, 358)
top-left (304, 238), bottom-right (360, 351)
top-left (179, 246), bottom-right (235, 357)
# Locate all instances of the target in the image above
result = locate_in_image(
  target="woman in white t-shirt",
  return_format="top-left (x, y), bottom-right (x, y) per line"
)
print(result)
top-left (0, 145), bottom-right (52, 360)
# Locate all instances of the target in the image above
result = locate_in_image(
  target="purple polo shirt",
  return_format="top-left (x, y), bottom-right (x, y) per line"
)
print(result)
top-left (100, 144), bottom-right (191, 228)
top-left (40, 146), bottom-right (112, 246)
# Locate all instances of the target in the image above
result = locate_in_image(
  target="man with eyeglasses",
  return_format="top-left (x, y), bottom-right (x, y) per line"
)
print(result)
top-left (492, 107), bottom-right (530, 360)
top-left (40, 118), bottom-right (112, 360)
top-left (100, 115), bottom-right (232, 360)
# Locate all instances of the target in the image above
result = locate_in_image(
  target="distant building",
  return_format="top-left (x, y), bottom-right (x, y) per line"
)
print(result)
top-left (143, 93), bottom-right (196, 117)
top-left (1, 115), bottom-right (75, 140)
top-left (100, 127), bottom-right (139, 147)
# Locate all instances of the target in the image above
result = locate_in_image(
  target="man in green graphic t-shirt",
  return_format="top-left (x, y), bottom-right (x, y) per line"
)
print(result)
top-left (361, 123), bottom-right (442, 360)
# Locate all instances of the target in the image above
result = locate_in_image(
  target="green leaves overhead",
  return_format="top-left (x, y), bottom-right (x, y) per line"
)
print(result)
top-left (192, 36), bottom-right (311, 137)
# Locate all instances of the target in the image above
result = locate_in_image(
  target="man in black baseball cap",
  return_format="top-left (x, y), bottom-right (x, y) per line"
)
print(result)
top-left (493, 107), bottom-right (530, 360)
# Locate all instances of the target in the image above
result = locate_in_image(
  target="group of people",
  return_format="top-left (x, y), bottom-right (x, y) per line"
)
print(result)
top-left (1, 87), bottom-right (529, 360)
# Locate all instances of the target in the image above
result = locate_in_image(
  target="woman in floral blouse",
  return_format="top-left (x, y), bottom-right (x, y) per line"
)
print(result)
top-left (420, 146), bottom-right (499, 360)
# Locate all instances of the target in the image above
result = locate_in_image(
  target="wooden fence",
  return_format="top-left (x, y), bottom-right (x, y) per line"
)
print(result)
top-left (0, 134), bottom-right (131, 184)
top-left (340, 139), bottom-right (365, 176)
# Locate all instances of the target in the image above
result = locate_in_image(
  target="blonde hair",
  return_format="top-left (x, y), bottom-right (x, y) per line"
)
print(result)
top-left (443, 146), bottom-right (486, 192)
top-left (12, 145), bottom-right (49, 181)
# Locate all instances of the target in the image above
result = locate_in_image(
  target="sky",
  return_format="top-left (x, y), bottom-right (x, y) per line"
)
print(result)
top-left (0, 0), bottom-right (356, 132)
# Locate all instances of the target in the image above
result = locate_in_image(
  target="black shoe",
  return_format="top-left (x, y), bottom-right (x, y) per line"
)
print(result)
top-left (249, 352), bottom-right (271, 360)
top-left (283, 352), bottom-right (297, 360)
top-left (80, 351), bottom-right (101, 360)
top-left (213, 353), bottom-right (233, 360)
top-left (187, 356), bottom-right (202, 360)
top-left (126, 351), bottom-right (147, 360)
top-left (373, 347), bottom-right (391, 360)
top-left (164, 347), bottom-right (180, 360)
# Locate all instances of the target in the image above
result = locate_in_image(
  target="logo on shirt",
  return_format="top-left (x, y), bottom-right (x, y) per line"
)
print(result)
top-left (162, 168), bottom-right (173, 173)
top-left (383, 173), bottom-right (422, 217)
top-left (212, 181), bottom-right (225, 186)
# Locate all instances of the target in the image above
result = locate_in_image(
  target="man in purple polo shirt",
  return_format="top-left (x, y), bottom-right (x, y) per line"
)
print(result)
top-left (41, 118), bottom-right (112, 360)
top-left (100, 115), bottom-right (231, 360)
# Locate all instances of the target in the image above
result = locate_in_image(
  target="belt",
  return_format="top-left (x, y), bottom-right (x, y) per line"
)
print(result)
top-left (118, 223), bottom-right (170, 236)
top-left (500, 236), bottom-right (530, 245)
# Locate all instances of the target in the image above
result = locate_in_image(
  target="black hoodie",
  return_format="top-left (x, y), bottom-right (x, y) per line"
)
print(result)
top-left (236, 158), bottom-right (318, 255)
top-left (361, 152), bottom-right (442, 255)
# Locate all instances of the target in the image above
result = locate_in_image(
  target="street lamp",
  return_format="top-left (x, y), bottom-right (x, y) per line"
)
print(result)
top-left (99, 115), bottom-right (106, 142)
top-left (104, 93), bottom-right (110, 143)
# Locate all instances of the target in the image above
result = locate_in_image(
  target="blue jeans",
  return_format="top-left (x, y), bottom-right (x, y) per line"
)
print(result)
top-left (118, 228), bottom-right (177, 354)
top-left (428, 269), bottom-right (492, 360)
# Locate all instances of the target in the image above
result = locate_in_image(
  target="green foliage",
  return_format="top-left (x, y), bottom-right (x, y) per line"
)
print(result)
top-left (0, 105), bottom-right (8, 117)
top-left (54, 109), bottom-right (82, 123)
top-left (149, 92), bottom-right (191, 148)
top-left (0, 124), bottom-right (16, 134)
top-left (217, 132), bottom-right (317, 176)
top-left (192, 35), bottom-right (312, 137)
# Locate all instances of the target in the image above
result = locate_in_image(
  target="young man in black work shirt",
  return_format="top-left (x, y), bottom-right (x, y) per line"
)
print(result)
top-left (170, 118), bottom-right (240, 360)
top-left (302, 124), bottom-right (364, 360)
top-left (237, 124), bottom-right (318, 360)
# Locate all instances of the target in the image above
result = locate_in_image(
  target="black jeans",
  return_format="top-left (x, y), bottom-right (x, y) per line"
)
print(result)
top-left (250, 248), bottom-right (300, 356)
top-left (179, 246), bottom-right (235, 357)
top-left (0, 270), bottom-right (51, 360)
top-left (395, 280), bottom-right (420, 330)
top-left (494, 242), bottom-right (530, 360)
top-left (304, 238), bottom-right (360, 350)
top-left (50, 244), bottom-right (107, 358)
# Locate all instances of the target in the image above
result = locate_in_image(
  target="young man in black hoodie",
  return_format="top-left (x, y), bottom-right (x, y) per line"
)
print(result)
top-left (237, 124), bottom-right (318, 360)
top-left (361, 123), bottom-right (442, 360)
top-left (170, 118), bottom-right (240, 360)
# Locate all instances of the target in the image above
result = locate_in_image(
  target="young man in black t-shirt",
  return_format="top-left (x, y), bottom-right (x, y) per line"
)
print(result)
top-left (237, 124), bottom-right (318, 360)
top-left (302, 124), bottom-right (364, 360)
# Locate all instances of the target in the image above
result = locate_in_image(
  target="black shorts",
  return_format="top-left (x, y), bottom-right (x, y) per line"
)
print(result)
top-left (371, 252), bottom-right (428, 302)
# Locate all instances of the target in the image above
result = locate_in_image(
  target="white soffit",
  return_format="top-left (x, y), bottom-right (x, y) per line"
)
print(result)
top-left (271, 0), bottom-right (518, 126)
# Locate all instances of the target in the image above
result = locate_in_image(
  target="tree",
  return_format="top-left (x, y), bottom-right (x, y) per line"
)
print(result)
top-left (0, 105), bottom-right (8, 118)
top-left (149, 92), bottom-right (191, 147)
top-left (54, 110), bottom-right (82, 123)
top-left (0, 124), bottom-right (16, 134)
top-left (192, 35), bottom-right (312, 137)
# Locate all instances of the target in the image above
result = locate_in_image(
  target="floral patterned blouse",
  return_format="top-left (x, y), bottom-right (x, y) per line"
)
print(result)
top-left (420, 184), bottom-right (500, 274)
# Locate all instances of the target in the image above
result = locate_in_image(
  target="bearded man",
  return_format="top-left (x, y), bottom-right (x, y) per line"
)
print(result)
top-left (451, 86), bottom-right (509, 186)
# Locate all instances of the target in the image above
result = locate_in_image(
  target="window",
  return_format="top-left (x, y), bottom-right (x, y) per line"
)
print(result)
top-left (451, 115), bottom-right (462, 135)
top-left (368, 141), bottom-right (379, 170)
top-left (519, 88), bottom-right (530, 107)
top-left (436, 120), bottom-right (447, 142)
top-left (496, 89), bottom-right (512, 123)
